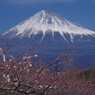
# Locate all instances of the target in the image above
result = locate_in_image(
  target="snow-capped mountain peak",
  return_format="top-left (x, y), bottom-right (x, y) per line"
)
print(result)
top-left (3, 10), bottom-right (95, 41)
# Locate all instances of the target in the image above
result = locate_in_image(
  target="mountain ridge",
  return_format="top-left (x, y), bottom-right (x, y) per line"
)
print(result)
top-left (3, 10), bottom-right (95, 42)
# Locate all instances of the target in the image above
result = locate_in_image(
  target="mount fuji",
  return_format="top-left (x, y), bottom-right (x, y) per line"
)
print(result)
top-left (0, 10), bottom-right (95, 67)
top-left (3, 10), bottom-right (95, 41)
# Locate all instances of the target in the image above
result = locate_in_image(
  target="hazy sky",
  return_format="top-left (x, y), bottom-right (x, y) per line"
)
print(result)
top-left (0, 0), bottom-right (95, 33)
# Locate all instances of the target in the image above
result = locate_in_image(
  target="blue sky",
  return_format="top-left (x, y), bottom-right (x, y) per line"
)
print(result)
top-left (0, 0), bottom-right (95, 33)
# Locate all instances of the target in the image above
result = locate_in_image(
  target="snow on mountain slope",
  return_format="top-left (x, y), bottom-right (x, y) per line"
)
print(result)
top-left (3, 10), bottom-right (95, 42)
